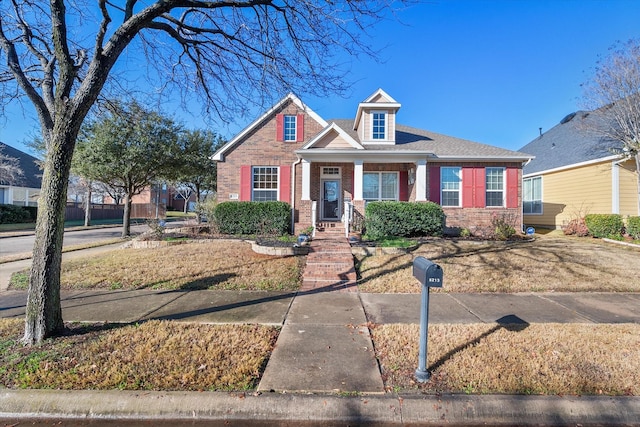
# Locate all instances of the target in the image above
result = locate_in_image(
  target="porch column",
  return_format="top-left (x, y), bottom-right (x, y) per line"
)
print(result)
top-left (354, 160), bottom-right (363, 200)
top-left (415, 160), bottom-right (427, 201)
top-left (302, 159), bottom-right (311, 200)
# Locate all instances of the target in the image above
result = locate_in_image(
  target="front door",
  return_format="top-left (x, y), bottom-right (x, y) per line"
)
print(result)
top-left (321, 180), bottom-right (341, 221)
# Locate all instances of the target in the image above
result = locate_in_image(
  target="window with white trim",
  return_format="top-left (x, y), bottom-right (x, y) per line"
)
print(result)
top-left (441, 167), bottom-right (461, 207)
top-left (371, 111), bottom-right (387, 140)
top-left (252, 166), bottom-right (278, 201)
top-left (363, 172), bottom-right (398, 202)
top-left (485, 167), bottom-right (505, 207)
top-left (283, 115), bottom-right (297, 141)
top-left (523, 176), bottom-right (542, 214)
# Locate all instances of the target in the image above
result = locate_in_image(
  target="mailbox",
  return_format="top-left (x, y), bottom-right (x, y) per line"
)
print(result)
top-left (412, 257), bottom-right (443, 288)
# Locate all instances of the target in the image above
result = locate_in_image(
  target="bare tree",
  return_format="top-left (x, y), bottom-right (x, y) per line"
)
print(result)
top-left (582, 38), bottom-right (640, 215)
top-left (0, 0), bottom-right (399, 344)
top-left (0, 145), bottom-right (23, 184)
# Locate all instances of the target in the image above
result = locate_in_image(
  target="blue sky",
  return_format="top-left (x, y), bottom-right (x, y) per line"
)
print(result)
top-left (2, 0), bottom-right (640, 154)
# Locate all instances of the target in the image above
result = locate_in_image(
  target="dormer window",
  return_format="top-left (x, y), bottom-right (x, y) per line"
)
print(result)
top-left (372, 111), bottom-right (386, 140)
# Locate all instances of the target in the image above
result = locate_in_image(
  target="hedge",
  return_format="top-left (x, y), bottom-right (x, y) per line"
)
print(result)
top-left (584, 214), bottom-right (624, 238)
top-left (214, 201), bottom-right (291, 235)
top-left (627, 216), bottom-right (640, 239)
top-left (364, 201), bottom-right (444, 240)
top-left (0, 204), bottom-right (34, 224)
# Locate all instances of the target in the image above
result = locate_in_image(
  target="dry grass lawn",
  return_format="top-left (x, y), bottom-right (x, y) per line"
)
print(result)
top-left (11, 240), bottom-right (303, 291)
top-left (0, 318), bottom-right (278, 391)
top-left (357, 237), bottom-right (640, 293)
top-left (372, 323), bottom-right (640, 395)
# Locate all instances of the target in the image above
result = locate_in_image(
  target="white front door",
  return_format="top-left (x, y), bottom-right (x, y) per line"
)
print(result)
top-left (321, 179), bottom-right (341, 221)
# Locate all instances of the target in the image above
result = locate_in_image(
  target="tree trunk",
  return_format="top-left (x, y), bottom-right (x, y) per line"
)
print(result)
top-left (22, 135), bottom-right (74, 345)
top-left (636, 153), bottom-right (640, 216)
top-left (84, 187), bottom-right (92, 227)
top-left (122, 194), bottom-right (132, 238)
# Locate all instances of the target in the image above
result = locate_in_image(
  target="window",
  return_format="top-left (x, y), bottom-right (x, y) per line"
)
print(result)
top-left (485, 167), bottom-right (504, 207)
top-left (371, 111), bottom-right (386, 140)
top-left (523, 176), bottom-right (542, 214)
top-left (363, 172), bottom-right (398, 202)
top-left (252, 166), bottom-right (279, 201)
top-left (284, 115), bottom-right (297, 141)
top-left (441, 167), bottom-right (461, 206)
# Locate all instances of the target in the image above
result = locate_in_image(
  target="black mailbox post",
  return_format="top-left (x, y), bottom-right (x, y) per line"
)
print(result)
top-left (412, 256), bottom-right (443, 382)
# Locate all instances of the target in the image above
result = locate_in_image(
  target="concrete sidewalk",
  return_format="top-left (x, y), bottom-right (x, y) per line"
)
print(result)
top-left (2, 288), bottom-right (639, 325)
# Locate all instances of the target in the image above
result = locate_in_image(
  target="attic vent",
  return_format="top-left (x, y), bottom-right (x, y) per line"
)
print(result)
top-left (560, 112), bottom-right (576, 124)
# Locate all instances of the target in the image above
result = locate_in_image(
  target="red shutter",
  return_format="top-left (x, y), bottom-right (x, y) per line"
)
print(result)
top-left (462, 167), bottom-right (474, 207)
top-left (399, 170), bottom-right (408, 201)
top-left (474, 167), bottom-right (486, 208)
top-left (279, 165), bottom-right (291, 203)
top-left (296, 114), bottom-right (305, 142)
top-left (506, 167), bottom-right (519, 208)
top-left (276, 114), bottom-right (284, 142)
top-left (429, 166), bottom-right (440, 204)
top-left (240, 165), bottom-right (252, 201)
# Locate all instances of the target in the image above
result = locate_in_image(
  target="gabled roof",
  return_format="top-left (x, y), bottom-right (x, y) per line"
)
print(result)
top-left (301, 122), bottom-right (363, 150)
top-left (520, 110), bottom-right (623, 176)
top-left (0, 141), bottom-right (42, 188)
top-left (299, 119), bottom-right (531, 161)
top-left (212, 93), bottom-right (328, 161)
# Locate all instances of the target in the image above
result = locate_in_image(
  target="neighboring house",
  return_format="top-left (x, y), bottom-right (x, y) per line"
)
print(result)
top-left (214, 89), bottom-right (533, 234)
top-left (519, 111), bottom-right (639, 229)
top-left (0, 142), bottom-right (42, 206)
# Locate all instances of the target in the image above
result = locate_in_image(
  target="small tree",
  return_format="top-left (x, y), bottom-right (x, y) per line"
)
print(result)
top-left (169, 130), bottom-right (225, 215)
top-left (73, 101), bottom-right (182, 237)
top-left (582, 39), bottom-right (640, 215)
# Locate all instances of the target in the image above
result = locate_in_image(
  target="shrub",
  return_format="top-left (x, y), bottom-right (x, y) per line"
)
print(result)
top-left (627, 216), bottom-right (640, 239)
top-left (562, 217), bottom-right (590, 237)
top-left (214, 201), bottom-right (291, 235)
top-left (491, 212), bottom-right (516, 240)
top-left (364, 201), bottom-right (444, 240)
top-left (0, 205), bottom-right (33, 224)
top-left (584, 214), bottom-right (624, 238)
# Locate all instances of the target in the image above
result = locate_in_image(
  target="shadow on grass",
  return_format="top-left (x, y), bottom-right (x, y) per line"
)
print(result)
top-left (428, 314), bottom-right (529, 373)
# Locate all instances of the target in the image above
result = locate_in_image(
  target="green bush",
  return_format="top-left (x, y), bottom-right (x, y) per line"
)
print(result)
top-left (0, 205), bottom-right (34, 224)
top-left (364, 201), bottom-right (444, 240)
top-left (627, 216), bottom-right (640, 239)
top-left (584, 214), bottom-right (624, 238)
top-left (214, 201), bottom-right (291, 235)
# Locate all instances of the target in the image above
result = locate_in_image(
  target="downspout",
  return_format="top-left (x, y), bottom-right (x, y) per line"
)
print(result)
top-left (291, 155), bottom-right (302, 234)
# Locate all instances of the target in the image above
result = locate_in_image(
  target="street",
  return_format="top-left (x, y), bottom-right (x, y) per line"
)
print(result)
top-left (0, 224), bottom-right (148, 257)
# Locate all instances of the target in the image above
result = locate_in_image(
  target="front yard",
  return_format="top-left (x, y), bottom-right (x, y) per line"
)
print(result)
top-left (3, 234), bottom-right (640, 395)
top-left (356, 236), bottom-right (640, 293)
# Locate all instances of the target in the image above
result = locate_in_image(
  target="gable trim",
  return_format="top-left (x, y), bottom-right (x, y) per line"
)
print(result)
top-left (300, 122), bottom-right (364, 150)
top-left (212, 93), bottom-right (328, 161)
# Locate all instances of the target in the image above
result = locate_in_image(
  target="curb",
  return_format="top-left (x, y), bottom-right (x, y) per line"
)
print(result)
top-left (1, 390), bottom-right (639, 426)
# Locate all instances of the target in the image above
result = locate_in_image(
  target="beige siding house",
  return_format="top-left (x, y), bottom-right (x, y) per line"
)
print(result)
top-left (520, 111), bottom-right (639, 229)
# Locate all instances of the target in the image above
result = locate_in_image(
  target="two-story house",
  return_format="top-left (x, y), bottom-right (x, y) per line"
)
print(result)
top-left (214, 89), bottom-right (533, 235)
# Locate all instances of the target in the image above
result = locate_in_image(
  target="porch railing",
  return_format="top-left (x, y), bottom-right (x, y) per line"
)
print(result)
top-left (311, 200), bottom-right (317, 238)
top-left (342, 200), bottom-right (353, 238)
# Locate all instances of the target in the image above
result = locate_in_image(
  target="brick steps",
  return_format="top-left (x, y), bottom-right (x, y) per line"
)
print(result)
top-left (300, 224), bottom-right (357, 293)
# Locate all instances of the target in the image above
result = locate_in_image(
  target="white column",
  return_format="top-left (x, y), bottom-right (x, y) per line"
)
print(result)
top-left (302, 160), bottom-right (311, 200)
top-left (354, 160), bottom-right (363, 200)
top-left (415, 160), bottom-right (427, 201)
top-left (612, 161), bottom-right (620, 214)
